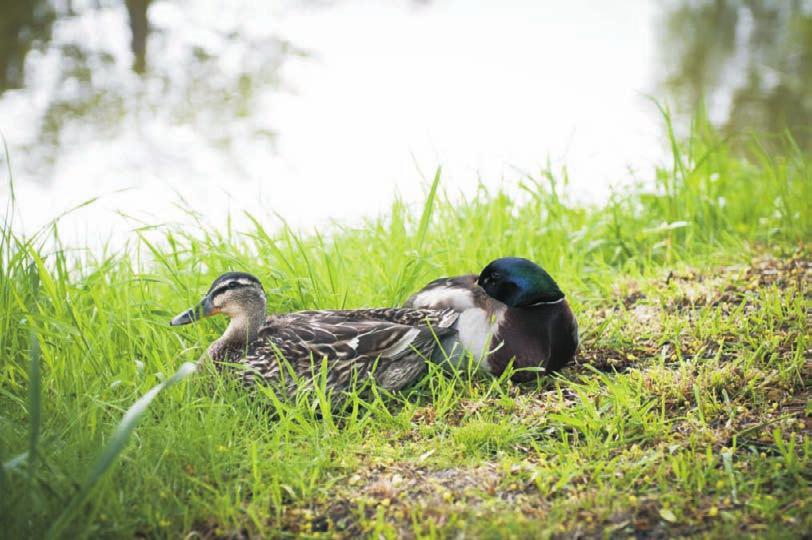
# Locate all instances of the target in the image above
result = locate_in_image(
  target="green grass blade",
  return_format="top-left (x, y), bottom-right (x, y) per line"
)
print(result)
top-left (415, 166), bottom-right (442, 251)
top-left (45, 362), bottom-right (198, 539)
top-left (27, 332), bottom-right (41, 483)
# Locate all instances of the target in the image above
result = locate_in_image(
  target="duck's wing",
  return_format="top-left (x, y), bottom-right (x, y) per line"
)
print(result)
top-left (284, 307), bottom-right (458, 328)
top-left (404, 274), bottom-right (484, 312)
top-left (243, 311), bottom-right (458, 391)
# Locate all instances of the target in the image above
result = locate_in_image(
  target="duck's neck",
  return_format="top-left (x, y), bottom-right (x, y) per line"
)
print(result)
top-left (209, 306), bottom-right (266, 360)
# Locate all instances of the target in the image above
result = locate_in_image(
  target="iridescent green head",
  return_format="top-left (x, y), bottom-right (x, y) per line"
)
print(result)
top-left (476, 257), bottom-right (564, 307)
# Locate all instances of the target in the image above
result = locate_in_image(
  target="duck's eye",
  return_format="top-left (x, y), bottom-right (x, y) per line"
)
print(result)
top-left (490, 272), bottom-right (502, 281)
top-left (226, 282), bottom-right (240, 290)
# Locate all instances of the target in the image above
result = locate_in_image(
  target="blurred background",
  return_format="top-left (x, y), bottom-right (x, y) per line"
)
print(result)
top-left (1, 0), bottom-right (810, 245)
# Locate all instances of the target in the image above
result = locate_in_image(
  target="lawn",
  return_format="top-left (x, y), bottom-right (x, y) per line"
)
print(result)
top-left (1, 121), bottom-right (810, 538)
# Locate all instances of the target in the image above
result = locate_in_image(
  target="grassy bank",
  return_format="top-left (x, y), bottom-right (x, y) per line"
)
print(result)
top-left (1, 123), bottom-right (810, 538)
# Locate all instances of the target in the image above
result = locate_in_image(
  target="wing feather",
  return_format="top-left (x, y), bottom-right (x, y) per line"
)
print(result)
top-left (228, 308), bottom-right (458, 393)
top-left (404, 275), bottom-right (482, 311)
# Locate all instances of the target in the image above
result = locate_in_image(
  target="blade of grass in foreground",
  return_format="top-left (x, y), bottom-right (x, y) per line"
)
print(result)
top-left (27, 332), bottom-right (41, 485)
top-left (45, 361), bottom-right (198, 539)
top-left (2, 269), bottom-right (44, 482)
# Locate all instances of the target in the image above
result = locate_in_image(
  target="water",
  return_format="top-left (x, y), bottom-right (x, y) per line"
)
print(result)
top-left (1, 0), bottom-right (809, 246)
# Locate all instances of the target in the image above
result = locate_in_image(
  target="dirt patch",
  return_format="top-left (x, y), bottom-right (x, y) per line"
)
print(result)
top-left (557, 496), bottom-right (751, 540)
top-left (185, 520), bottom-right (250, 540)
top-left (671, 253), bottom-right (809, 310)
top-left (276, 463), bottom-right (542, 538)
top-left (573, 346), bottom-right (654, 373)
top-left (575, 253), bottom-right (809, 375)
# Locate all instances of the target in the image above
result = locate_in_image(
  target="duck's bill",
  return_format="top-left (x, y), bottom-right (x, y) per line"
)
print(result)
top-left (170, 297), bottom-right (214, 326)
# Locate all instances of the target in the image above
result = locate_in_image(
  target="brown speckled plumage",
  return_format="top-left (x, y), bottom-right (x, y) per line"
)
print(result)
top-left (219, 308), bottom-right (459, 392)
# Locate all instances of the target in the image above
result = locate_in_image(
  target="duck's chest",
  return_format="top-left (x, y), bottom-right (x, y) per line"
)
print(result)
top-left (489, 310), bottom-right (547, 357)
top-left (487, 303), bottom-right (578, 379)
top-left (447, 307), bottom-right (553, 376)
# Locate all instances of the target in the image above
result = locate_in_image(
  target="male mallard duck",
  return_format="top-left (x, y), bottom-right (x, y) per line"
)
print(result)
top-left (170, 272), bottom-right (459, 393)
top-left (404, 257), bottom-right (578, 381)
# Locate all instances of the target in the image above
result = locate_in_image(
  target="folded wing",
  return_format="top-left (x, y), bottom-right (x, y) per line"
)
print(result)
top-left (403, 275), bottom-right (480, 311)
top-left (235, 308), bottom-right (458, 392)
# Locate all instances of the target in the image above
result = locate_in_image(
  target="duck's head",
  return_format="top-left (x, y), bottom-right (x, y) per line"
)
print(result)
top-left (170, 272), bottom-right (266, 328)
top-left (476, 257), bottom-right (564, 307)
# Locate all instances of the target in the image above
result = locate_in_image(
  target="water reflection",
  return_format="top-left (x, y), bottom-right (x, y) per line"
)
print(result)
top-left (658, 0), bottom-right (812, 151)
top-left (0, 1), bottom-right (809, 244)
top-left (0, 0), bottom-right (56, 90)
top-left (1, 0), bottom-right (297, 180)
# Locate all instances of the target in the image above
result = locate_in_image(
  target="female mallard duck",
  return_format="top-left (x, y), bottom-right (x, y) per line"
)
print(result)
top-left (170, 272), bottom-right (459, 393)
top-left (404, 257), bottom-right (579, 381)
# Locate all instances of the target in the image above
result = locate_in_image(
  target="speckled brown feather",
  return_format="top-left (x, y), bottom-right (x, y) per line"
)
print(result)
top-left (210, 308), bottom-right (459, 394)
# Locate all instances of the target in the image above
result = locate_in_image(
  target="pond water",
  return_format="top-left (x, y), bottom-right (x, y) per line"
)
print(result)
top-left (1, 0), bottom-right (809, 246)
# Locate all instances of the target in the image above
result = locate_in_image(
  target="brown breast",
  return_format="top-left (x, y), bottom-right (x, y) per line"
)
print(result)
top-left (487, 299), bottom-right (578, 382)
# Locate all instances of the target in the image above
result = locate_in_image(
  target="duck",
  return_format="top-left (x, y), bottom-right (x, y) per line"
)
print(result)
top-left (404, 257), bottom-right (579, 382)
top-left (169, 272), bottom-right (460, 393)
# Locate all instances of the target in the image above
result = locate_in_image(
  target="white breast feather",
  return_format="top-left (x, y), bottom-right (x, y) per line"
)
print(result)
top-left (456, 308), bottom-right (501, 373)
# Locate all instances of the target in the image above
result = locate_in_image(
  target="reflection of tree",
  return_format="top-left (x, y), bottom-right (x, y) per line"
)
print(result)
top-left (125, 0), bottom-right (150, 73)
top-left (0, 0), bottom-right (297, 181)
top-left (1, 0), bottom-right (149, 87)
top-left (0, 0), bottom-right (56, 89)
top-left (659, 0), bottom-right (812, 151)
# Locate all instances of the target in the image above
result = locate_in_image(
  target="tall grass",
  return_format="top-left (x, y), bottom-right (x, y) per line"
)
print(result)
top-left (0, 119), bottom-right (809, 538)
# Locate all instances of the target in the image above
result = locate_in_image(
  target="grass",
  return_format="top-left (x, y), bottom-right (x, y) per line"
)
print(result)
top-left (0, 118), bottom-right (810, 538)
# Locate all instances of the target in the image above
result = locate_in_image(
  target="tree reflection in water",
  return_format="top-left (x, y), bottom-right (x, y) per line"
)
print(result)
top-left (0, 0), bottom-right (809, 185)
top-left (0, 0), bottom-right (298, 181)
top-left (0, 0), bottom-right (56, 90)
top-left (658, 0), bottom-right (812, 152)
